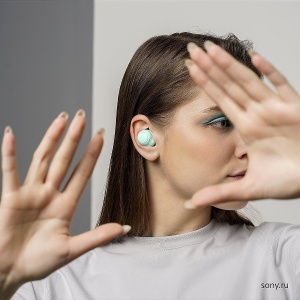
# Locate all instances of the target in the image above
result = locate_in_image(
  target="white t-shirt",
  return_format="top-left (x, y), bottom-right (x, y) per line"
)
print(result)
top-left (12, 219), bottom-right (300, 300)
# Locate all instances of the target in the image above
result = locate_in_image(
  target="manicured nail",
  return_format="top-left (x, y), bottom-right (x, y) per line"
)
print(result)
top-left (187, 42), bottom-right (198, 53)
top-left (97, 128), bottom-right (105, 136)
top-left (59, 112), bottom-right (69, 119)
top-left (184, 200), bottom-right (197, 209)
top-left (248, 49), bottom-right (257, 57)
top-left (185, 59), bottom-right (194, 69)
top-left (204, 40), bottom-right (215, 50)
top-left (4, 126), bottom-right (12, 134)
top-left (123, 225), bottom-right (131, 234)
top-left (77, 109), bottom-right (85, 118)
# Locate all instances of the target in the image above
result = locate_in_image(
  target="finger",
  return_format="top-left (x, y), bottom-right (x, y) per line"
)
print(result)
top-left (46, 110), bottom-right (86, 188)
top-left (63, 129), bottom-right (104, 202)
top-left (67, 223), bottom-right (130, 261)
top-left (250, 52), bottom-right (300, 103)
top-left (187, 179), bottom-right (255, 208)
top-left (202, 41), bottom-right (274, 102)
top-left (187, 43), bottom-right (253, 109)
top-left (185, 59), bottom-right (244, 124)
top-left (1, 127), bottom-right (20, 194)
top-left (24, 112), bottom-right (69, 184)
top-left (212, 201), bottom-right (248, 210)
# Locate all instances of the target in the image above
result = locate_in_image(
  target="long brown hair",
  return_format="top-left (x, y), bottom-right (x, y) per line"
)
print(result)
top-left (97, 32), bottom-right (261, 236)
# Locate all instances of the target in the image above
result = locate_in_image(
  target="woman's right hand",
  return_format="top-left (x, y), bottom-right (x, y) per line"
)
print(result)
top-left (0, 110), bottom-right (130, 299)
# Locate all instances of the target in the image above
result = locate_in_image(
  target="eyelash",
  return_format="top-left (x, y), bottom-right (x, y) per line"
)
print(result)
top-left (204, 116), bottom-right (233, 129)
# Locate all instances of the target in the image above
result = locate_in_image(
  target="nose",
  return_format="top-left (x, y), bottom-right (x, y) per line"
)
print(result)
top-left (234, 131), bottom-right (247, 159)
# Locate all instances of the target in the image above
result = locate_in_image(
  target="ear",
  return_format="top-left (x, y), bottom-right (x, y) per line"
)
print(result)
top-left (130, 115), bottom-right (160, 161)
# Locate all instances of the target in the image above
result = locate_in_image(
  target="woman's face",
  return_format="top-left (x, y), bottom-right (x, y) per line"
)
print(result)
top-left (158, 91), bottom-right (248, 203)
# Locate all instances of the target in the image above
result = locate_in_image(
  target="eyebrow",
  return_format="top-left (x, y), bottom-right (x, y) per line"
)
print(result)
top-left (202, 105), bottom-right (222, 113)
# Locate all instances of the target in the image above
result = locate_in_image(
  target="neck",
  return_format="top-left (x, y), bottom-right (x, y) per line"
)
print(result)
top-left (150, 202), bottom-right (212, 236)
top-left (147, 164), bottom-right (212, 237)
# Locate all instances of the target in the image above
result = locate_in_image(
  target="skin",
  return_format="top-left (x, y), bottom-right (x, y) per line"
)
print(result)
top-left (185, 41), bottom-right (300, 207)
top-left (0, 111), bottom-right (128, 299)
top-left (131, 91), bottom-right (248, 236)
top-left (1, 41), bottom-right (300, 298)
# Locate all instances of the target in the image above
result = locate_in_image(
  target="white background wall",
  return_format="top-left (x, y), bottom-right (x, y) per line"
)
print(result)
top-left (92, 1), bottom-right (300, 228)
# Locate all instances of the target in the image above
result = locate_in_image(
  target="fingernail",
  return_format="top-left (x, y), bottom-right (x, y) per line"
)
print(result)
top-left (187, 42), bottom-right (198, 53)
top-left (122, 225), bottom-right (131, 234)
top-left (77, 109), bottom-right (86, 118)
top-left (4, 126), bottom-right (12, 134)
top-left (59, 112), bottom-right (69, 119)
top-left (185, 59), bottom-right (194, 69)
top-left (184, 200), bottom-right (197, 209)
top-left (204, 40), bottom-right (215, 50)
top-left (97, 128), bottom-right (105, 136)
top-left (248, 49), bottom-right (257, 57)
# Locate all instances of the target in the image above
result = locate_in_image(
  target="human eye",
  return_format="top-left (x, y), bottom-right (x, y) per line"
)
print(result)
top-left (202, 115), bottom-right (233, 130)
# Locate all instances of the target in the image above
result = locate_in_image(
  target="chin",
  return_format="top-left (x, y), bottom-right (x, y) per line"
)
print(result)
top-left (212, 201), bottom-right (248, 210)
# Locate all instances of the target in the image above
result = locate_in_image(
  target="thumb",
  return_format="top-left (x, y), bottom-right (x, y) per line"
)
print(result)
top-left (68, 223), bottom-right (131, 262)
top-left (190, 179), bottom-right (251, 208)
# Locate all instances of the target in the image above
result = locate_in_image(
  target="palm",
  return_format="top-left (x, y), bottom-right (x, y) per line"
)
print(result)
top-left (186, 41), bottom-right (300, 206)
top-left (0, 186), bottom-right (70, 281)
top-left (0, 112), bottom-right (126, 289)
top-left (238, 97), bottom-right (300, 197)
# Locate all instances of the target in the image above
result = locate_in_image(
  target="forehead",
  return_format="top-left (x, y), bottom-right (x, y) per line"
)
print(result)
top-left (174, 91), bottom-right (221, 119)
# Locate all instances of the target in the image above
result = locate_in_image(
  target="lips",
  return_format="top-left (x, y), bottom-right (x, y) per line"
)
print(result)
top-left (228, 170), bottom-right (246, 178)
top-left (231, 171), bottom-right (246, 177)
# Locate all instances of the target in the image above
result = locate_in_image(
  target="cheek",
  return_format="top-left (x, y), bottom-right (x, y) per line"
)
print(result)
top-left (180, 132), bottom-right (231, 173)
top-left (162, 131), bottom-right (232, 195)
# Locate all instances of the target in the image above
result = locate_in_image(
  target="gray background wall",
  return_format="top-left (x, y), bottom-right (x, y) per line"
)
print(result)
top-left (0, 0), bottom-right (93, 235)
top-left (93, 1), bottom-right (300, 226)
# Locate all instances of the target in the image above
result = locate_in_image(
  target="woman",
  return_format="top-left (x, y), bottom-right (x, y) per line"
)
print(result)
top-left (1, 32), bottom-right (300, 299)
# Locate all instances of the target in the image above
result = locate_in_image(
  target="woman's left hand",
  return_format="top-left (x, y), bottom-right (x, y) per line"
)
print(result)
top-left (185, 41), bottom-right (300, 208)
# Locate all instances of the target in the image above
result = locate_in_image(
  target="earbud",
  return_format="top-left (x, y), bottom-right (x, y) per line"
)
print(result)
top-left (137, 129), bottom-right (156, 147)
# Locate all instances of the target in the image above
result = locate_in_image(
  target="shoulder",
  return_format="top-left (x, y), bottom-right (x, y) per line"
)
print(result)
top-left (247, 221), bottom-right (300, 246)
top-left (218, 221), bottom-right (300, 265)
top-left (218, 219), bottom-right (300, 237)
top-left (255, 221), bottom-right (300, 256)
top-left (215, 220), bottom-right (300, 250)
